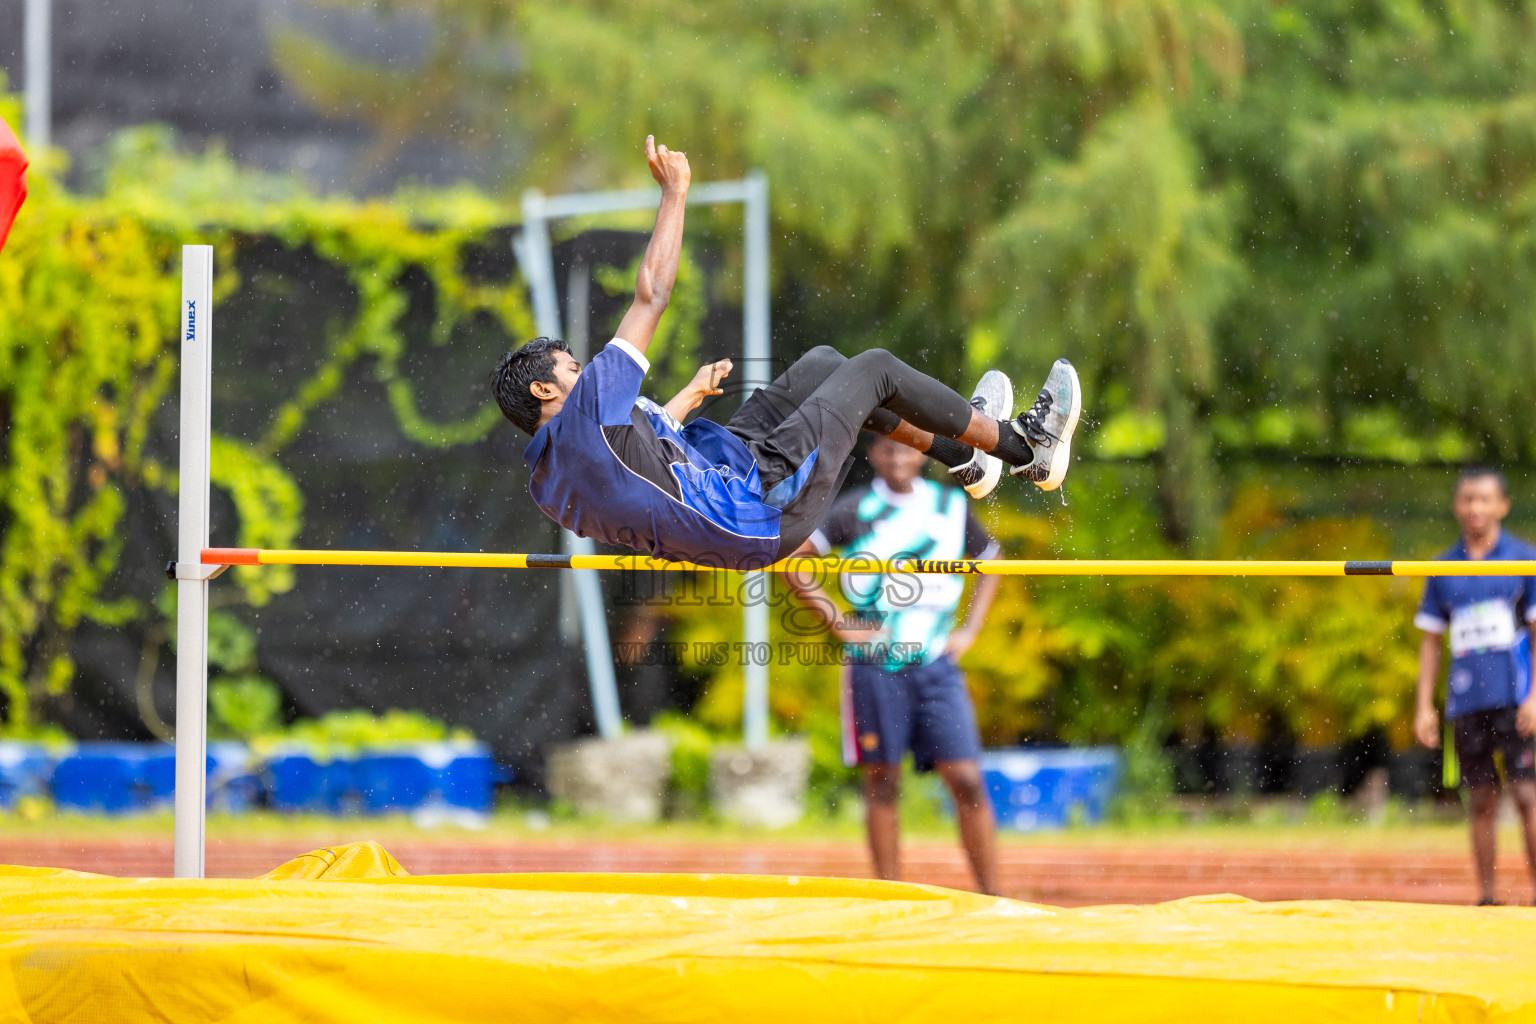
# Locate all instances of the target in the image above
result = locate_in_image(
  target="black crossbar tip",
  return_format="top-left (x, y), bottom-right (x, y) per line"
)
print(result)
top-left (525, 554), bottom-right (574, 569)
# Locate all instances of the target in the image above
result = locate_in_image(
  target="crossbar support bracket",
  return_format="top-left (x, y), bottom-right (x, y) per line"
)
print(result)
top-left (166, 561), bottom-right (227, 582)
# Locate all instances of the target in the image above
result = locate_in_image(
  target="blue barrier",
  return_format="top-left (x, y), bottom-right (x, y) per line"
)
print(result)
top-left (267, 754), bottom-right (358, 814)
top-left (356, 756), bottom-right (435, 813)
top-left (2, 740), bottom-right (506, 817)
top-left (208, 742), bottom-right (262, 812)
top-left (979, 747), bottom-right (1121, 831)
top-left (0, 743), bottom-right (66, 809)
top-left (51, 743), bottom-right (176, 813)
top-left (261, 742), bottom-right (505, 816)
top-left (441, 754), bottom-right (499, 810)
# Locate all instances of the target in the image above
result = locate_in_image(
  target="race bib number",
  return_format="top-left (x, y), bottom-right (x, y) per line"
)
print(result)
top-left (1448, 600), bottom-right (1518, 658)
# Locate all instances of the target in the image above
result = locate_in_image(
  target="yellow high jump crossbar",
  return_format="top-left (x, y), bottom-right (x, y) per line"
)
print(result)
top-left (199, 549), bottom-right (1536, 577)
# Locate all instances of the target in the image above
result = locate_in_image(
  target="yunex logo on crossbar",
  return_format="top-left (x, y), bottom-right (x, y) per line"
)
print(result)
top-left (892, 558), bottom-right (983, 574)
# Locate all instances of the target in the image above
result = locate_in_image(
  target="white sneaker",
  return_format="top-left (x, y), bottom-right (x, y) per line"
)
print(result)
top-left (1010, 359), bottom-right (1081, 491)
top-left (947, 369), bottom-right (1013, 499)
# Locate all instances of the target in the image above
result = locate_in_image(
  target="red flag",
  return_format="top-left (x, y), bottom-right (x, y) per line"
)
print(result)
top-left (0, 115), bottom-right (27, 254)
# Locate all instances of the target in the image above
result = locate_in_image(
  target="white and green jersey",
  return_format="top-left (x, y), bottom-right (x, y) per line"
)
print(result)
top-left (809, 478), bottom-right (998, 670)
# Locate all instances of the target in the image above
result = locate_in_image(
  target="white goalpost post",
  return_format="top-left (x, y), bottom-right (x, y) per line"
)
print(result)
top-left (171, 179), bottom-right (771, 877)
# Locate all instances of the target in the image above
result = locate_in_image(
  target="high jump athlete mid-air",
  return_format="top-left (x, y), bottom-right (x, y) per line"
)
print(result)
top-left (492, 137), bottom-right (1081, 570)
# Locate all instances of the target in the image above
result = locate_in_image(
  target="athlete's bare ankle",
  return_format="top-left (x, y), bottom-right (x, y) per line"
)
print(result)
top-left (958, 411), bottom-right (999, 452)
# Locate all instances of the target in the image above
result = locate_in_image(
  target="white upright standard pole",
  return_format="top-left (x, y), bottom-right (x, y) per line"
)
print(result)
top-left (173, 245), bottom-right (214, 878)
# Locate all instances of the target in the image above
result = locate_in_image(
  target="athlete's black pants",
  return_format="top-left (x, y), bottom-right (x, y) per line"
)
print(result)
top-left (724, 346), bottom-right (976, 558)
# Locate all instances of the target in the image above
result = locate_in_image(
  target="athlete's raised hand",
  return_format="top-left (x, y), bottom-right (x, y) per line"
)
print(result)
top-left (646, 136), bottom-right (691, 195)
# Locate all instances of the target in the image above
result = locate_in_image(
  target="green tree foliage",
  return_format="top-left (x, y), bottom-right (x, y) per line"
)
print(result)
top-left (1213, 0), bottom-right (1536, 462)
top-left (970, 100), bottom-right (1244, 546)
top-left (276, 0), bottom-right (1536, 549)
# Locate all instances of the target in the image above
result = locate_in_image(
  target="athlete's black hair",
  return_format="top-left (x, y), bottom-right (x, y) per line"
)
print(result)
top-left (1456, 464), bottom-right (1508, 498)
top-left (491, 337), bottom-right (570, 435)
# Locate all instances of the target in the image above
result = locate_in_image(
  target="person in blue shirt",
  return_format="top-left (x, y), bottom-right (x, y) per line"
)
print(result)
top-left (788, 432), bottom-right (1003, 894)
top-left (491, 138), bottom-right (1082, 570)
top-left (1414, 466), bottom-right (1536, 905)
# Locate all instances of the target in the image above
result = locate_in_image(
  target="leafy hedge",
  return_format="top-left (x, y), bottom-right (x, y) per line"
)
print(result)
top-left (0, 117), bottom-right (535, 733)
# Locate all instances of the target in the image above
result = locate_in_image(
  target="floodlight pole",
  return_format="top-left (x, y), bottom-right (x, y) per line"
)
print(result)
top-left (516, 177), bottom-right (773, 749)
top-left (173, 246), bottom-right (215, 878)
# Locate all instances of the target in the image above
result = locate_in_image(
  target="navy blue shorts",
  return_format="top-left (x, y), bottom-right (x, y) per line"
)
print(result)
top-left (843, 655), bottom-right (982, 772)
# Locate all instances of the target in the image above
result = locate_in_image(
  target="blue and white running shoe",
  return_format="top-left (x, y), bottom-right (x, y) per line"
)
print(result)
top-left (947, 369), bottom-right (1013, 500)
top-left (1010, 359), bottom-right (1081, 491)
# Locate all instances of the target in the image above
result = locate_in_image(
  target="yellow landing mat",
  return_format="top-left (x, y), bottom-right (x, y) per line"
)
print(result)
top-left (2, 841), bottom-right (1534, 1023)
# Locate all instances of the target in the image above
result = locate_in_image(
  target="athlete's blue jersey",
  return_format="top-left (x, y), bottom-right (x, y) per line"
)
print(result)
top-left (522, 340), bottom-right (782, 568)
top-left (1416, 531), bottom-right (1536, 719)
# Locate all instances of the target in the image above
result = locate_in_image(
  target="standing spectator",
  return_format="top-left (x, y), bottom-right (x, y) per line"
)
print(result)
top-left (1414, 466), bottom-right (1536, 905)
top-left (786, 431), bottom-right (1003, 895)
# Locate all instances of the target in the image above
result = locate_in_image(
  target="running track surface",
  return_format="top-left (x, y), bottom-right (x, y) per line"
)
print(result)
top-left (0, 838), bottom-right (1527, 905)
